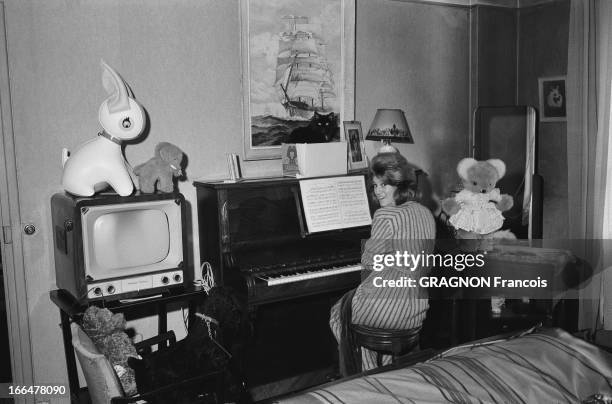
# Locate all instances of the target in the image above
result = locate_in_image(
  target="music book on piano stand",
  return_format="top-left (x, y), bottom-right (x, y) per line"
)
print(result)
top-left (299, 176), bottom-right (372, 233)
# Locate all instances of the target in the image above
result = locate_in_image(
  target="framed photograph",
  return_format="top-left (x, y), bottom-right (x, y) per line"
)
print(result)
top-left (240, 0), bottom-right (356, 160)
top-left (538, 76), bottom-right (567, 122)
top-left (344, 121), bottom-right (368, 171)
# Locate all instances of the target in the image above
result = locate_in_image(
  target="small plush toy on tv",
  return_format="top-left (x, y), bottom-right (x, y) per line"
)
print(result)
top-left (134, 142), bottom-right (185, 193)
top-left (61, 60), bottom-right (146, 196)
top-left (442, 157), bottom-right (514, 239)
top-left (81, 306), bottom-right (139, 396)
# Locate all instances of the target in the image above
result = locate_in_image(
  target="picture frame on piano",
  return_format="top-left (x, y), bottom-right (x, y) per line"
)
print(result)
top-left (344, 121), bottom-right (368, 172)
top-left (240, 0), bottom-right (356, 161)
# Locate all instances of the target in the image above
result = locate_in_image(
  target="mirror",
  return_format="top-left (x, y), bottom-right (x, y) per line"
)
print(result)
top-left (472, 106), bottom-right (542, 239)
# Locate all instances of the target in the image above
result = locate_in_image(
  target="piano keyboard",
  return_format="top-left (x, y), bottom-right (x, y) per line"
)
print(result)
top-left (262, 264), bottom-right (363, 286)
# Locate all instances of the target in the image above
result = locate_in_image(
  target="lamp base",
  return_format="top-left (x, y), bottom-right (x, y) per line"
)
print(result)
top-left (378, 142), bottom-right (398, 154)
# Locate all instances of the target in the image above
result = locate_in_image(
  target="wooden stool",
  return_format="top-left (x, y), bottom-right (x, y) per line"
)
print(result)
top-left (350, 324), bottom-right (420, 367)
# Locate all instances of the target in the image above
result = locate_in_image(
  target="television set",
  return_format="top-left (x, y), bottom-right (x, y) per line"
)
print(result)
top-left (51, 192), bottom-right (189, 302)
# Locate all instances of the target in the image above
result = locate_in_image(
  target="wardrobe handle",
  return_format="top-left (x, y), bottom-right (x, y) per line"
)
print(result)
top-left (23, 224), bottom-right (36, 235)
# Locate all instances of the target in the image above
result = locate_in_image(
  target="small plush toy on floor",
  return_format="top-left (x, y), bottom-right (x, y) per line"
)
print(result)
top-left (81, 306), bottom-right (139, 396)
top-left (442, 157), bottom-right (514, 239)
top-left (134, 142), bottom-right (185, 193)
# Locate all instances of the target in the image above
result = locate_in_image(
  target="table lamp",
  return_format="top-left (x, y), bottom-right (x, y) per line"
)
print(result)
top-left (366, 108), bottom-right (414, 153)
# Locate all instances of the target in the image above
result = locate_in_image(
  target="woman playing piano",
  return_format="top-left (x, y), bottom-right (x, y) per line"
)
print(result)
top-left (329, 151), bottom-right (436, 375)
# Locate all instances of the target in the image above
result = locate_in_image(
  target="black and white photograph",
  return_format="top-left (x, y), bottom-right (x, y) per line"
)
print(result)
top-left (344, 120), bottom-right (368, 171)
top-left (538, 75), bottom-right (567, 121)
top-left (2, 1), bottom-right (612, 404)
top-left (349, 130), bottom-right (362, 161)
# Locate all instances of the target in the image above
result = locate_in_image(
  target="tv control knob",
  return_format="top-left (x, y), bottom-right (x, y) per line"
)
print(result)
top-left (173, 274), bottom-right (182, 282)
top-left (161, 276), bottom-right (169, 285)
top-left (93, 287), bottom-right (102, 296)
top-left (107, 286), bottom-right (115, 294)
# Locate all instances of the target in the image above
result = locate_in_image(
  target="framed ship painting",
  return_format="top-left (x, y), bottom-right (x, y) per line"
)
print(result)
top-left (240, 0), bottom-right (356, 160)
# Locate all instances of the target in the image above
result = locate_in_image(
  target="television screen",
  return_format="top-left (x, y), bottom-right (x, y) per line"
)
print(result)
top-left (82, 200), bottom-right (183, 280)
top-left (94, 209), bottom-right (170, 269)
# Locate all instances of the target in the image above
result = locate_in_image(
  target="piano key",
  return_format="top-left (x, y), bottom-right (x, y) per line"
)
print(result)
top-left (266, 264), bottom-right (363, 286)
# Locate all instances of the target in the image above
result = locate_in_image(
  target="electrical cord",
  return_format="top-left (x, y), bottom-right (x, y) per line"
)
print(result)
top-left (196, 261), bottom-right (215, 295)
top-left (187, 262), bottom-right (216, 331)
top-left (182, 306), bottom-right (189, 334)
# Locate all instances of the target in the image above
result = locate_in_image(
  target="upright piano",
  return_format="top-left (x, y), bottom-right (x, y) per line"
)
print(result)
top-left (194, 175), bottom-right (371, 397)
top-left (194, 176), bottom-right (371, 307)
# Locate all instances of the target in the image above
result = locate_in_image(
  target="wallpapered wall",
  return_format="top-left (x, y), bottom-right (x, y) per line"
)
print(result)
top-left (356, 0), bottom-right (470, 202)
top-left (2, 0), bottom-right (567, 396)
top-left (517, 1), bottom-right (570, 239)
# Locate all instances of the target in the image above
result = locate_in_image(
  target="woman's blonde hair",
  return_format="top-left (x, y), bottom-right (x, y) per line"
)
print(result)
top-left (369, 152), bottom-right (417, 205)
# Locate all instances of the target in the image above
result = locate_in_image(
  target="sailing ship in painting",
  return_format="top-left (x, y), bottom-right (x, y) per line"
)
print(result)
top-left (275, 15), bottom-right (335, 119)
top-left (251, 15), bottom-right (339, 146)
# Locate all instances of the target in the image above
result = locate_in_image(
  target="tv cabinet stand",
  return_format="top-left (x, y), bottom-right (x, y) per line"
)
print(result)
top-left (50, 285), bottom-right (206, 403)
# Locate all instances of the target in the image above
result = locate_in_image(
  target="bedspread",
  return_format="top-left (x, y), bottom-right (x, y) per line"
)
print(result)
top-left (277, 328), bottom-right (612, 404)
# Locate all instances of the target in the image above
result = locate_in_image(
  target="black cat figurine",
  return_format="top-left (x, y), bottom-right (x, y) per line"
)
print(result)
top-left (285, 111), bottom-right (339, 143)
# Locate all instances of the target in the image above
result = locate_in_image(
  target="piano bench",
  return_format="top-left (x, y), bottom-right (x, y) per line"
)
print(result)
top-left (351, 324), bottom-right (420, 367)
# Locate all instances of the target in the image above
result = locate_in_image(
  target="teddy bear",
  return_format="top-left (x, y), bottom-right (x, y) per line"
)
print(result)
top-left (81, 306), bottom-right (139, 396)
top-left (134, 142), bottom-right (185, 193)
top-left (442, 157), bottom-right (514, 239)
top-left (442, 158), bottom-right (516, 314)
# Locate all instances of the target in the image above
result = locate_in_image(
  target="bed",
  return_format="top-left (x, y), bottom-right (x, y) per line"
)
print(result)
top-left (275, 327), bottom-right (612, 404)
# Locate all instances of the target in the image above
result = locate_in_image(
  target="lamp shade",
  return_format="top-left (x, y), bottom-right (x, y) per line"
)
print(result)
top-left (366, 109), bottom-right (414, 143)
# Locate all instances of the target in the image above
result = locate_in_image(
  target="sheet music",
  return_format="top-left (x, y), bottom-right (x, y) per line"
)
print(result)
top-left (299, 176), bottom-right (372, 233)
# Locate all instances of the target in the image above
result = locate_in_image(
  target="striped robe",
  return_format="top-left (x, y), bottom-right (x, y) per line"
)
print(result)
top-left (330, 201), bottom-right (436, 373)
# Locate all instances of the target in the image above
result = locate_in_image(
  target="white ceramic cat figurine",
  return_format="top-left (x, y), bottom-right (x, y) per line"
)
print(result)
top-left (61, 60), bottom-right (146, 196)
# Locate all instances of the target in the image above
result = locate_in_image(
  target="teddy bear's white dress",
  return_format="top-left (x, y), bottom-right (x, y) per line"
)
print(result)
top-left (449, 188), bottom-right (504, 234)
